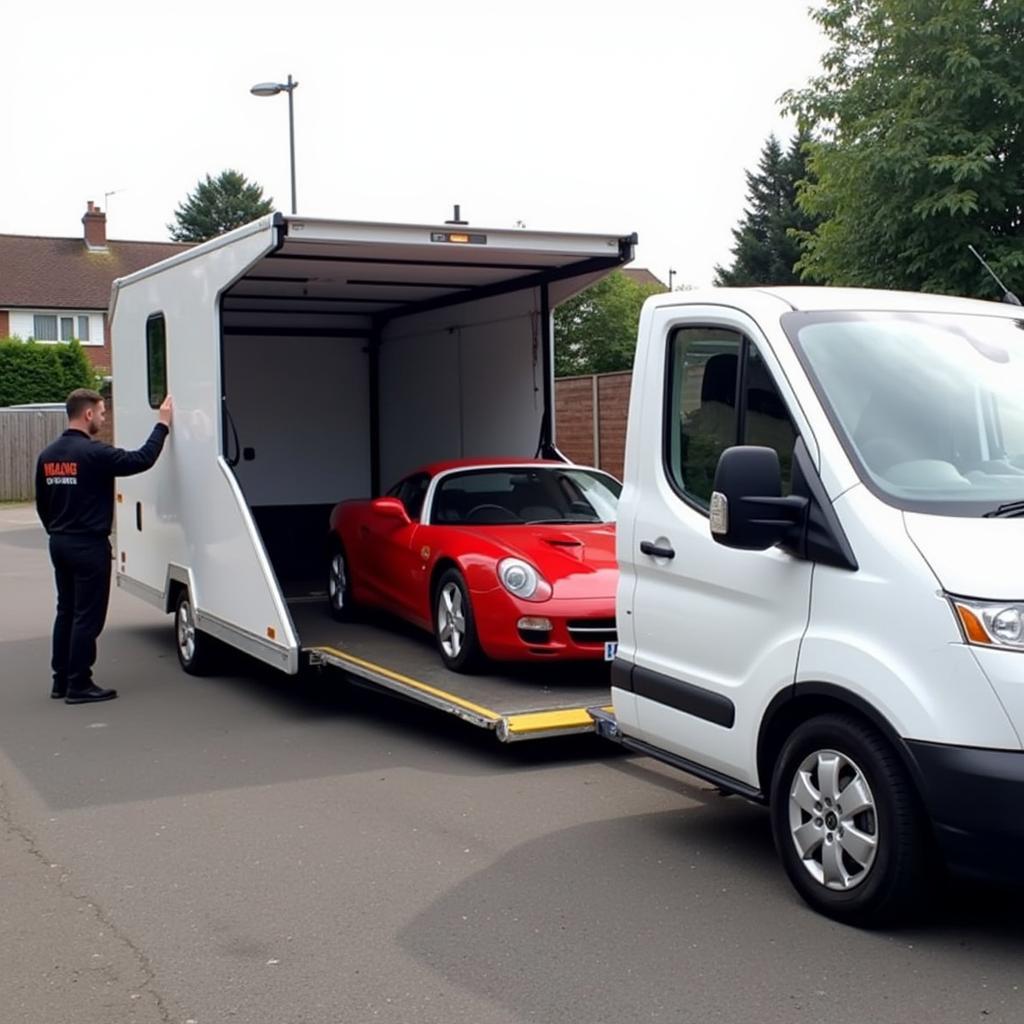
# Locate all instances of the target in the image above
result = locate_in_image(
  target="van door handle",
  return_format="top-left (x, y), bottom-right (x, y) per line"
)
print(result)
top-left (640, 540), bottom-right (675, 559)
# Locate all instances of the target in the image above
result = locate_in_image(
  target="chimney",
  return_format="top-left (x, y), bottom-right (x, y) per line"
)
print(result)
top-left (82, 200), bottom-right (107, 250)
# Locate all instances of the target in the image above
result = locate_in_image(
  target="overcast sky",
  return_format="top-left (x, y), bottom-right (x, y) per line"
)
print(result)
top-left (3, 0), bottom-right (826, 287)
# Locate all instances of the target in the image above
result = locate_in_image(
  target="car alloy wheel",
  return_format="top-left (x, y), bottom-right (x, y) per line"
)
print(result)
top-left (437, 582), bottom-right (466, 659)
top-left (433, 568), bottom-right (483, 673)
top-left (327, 546), bottom-right (355, 622)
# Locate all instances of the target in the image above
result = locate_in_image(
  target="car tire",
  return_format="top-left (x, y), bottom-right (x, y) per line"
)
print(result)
top-left (769, 713), bottom-right (929, 927)
top-left (327, 543), bottom-right (356, 622)
top-left (434, 568), bottom-right (484, 673)
top-left (175, 589), bottom-right (217, 676)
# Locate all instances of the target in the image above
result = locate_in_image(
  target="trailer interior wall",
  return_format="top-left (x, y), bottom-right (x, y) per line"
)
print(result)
top-left (223, 334), bottom-right (372, 505)
top-left (377, 289), bottom-right (549, 486)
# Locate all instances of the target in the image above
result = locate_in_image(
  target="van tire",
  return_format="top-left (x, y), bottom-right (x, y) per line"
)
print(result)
top-left (433, 568), bottom-right (483, 674)
top-left (174, 590), bottom-right (216, 676)
top-left (327, 544), bottom-right (356, 622)
top-left (769, 713), bottom-right (927, 927)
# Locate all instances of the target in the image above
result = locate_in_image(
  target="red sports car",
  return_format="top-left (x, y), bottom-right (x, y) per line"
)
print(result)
top-left (326, 459), bottom-right (621, 672)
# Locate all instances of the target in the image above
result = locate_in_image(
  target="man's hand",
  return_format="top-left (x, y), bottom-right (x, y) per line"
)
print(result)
top-left (158, 395), bottom-right (174, 429)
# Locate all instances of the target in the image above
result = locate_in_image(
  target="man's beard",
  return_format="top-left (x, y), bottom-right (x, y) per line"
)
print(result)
top-left (88, 419), bottom-right (100, 436)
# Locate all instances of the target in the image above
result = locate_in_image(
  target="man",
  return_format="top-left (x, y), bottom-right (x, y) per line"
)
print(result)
top-left (35, 388), bottom-right (173, 704)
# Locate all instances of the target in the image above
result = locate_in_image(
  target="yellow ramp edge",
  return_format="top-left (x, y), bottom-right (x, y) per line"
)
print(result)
top-left (314, 645), bottom-right (610, 740)
top-left (313, 646), bottom-right (502, 722)
top-left (504, 705), bottom-right (615, 737)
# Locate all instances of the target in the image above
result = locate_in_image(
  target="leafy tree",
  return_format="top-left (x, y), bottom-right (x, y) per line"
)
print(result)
top-left (783, 0), bottom-right (1024, 295)
top-left (714, 129), bottom-right (818, 286)
top-left (554, 271), bottom-right (666, 377)
top-left (0, 339), bottom-right (96, 406)
top-left (168, 170), bottom-right (274, 242)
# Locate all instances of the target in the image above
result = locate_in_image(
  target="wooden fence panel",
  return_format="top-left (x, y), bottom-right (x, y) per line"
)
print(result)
top-left (555, 371), bottom-right (632, 480)
top-left (0, 409), bottom-right (67, 501)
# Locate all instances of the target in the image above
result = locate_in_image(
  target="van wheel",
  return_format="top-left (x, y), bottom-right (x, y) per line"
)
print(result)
top-left (434, 569), bottom-right (483, 673)
top-left (174, 590), bottom-right (216, 676)
top-left (769, 714), bottom-right (928, 926)
top-left (327, 545), bottom-right (356, 622)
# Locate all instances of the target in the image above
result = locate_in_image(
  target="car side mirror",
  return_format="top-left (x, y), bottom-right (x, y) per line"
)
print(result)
top-left (709, 446), bottom-right (807, 551)
top-left (371, 497), bottom-right (411, 524)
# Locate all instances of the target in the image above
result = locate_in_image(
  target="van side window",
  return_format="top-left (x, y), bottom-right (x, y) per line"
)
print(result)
top-left (666, 328), bottom-right (799, 508)
top-left (146, 314), bottom-right (167, 409)
top-left (665, 328), bottom-right (742, 507)
top-left (744, 345), bottom-right (797, 494)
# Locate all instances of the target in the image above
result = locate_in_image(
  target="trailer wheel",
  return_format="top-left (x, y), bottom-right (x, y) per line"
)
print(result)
top-left (769, 713), bottom-right (928, 926)
top-left (434, 568), bottom-right (483, 673)
top-left (174, 590), bottom-right (216, 676)
top-left (327, 544), bottom-right (356, 622)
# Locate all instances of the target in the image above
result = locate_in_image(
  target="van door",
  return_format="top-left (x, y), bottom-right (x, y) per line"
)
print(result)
top-left (624, 315), bottom-right (813, 787)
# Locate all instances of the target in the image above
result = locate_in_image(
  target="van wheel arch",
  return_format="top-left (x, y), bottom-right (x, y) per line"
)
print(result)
top-left (757, 685), bottom-right (925, 802)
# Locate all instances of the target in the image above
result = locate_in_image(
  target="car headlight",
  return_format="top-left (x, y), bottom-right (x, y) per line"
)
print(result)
top-left (950, 597), bottom-right (1024, 651)
top-left (497, 558), bottom-right (551, 601)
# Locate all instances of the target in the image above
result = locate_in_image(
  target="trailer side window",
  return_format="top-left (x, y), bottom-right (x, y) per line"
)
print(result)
top-left (146, 314), bottom-right (167, 409)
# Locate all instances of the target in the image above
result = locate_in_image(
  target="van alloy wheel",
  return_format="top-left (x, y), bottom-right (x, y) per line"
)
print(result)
top-left (787, 748), bottom-right (879, 891)
top-left (770, 713), bottom-right (930, 926)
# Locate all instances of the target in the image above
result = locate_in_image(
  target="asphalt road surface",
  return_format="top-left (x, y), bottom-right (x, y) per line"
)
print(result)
top-left (1, 503), bottom-right (1022, 1024)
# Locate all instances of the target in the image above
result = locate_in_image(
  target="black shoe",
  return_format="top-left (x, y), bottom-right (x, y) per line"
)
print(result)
top-left (51, 684), bottom-right (67, 699)
top-left (65, 685), bottom-right (118, 705)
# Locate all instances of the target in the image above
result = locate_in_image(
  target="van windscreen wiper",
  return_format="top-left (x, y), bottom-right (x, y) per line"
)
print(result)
top-left (982, 500), bottom-right (1024, 518)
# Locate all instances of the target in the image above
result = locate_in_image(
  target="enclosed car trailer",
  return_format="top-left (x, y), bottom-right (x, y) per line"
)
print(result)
top-left (110, 213), bottom-right (635, 740)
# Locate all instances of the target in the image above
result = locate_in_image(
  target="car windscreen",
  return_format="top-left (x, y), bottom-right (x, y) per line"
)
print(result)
top-left (431, 467), bottom-right (621, 525)
top-left (783, 310), bottom-right (1024, 516)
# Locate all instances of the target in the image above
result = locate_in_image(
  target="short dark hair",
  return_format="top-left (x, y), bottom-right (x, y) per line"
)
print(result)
top-left (66, 388), bottom-right (103, 420)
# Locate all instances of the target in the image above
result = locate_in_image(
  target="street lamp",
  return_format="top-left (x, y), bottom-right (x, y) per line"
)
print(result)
top-left (250, 74), bottom-right (298, 214)
top-left (668, 268), bottom-right (677, 291)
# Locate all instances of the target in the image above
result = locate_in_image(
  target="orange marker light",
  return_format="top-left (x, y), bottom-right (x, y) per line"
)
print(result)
top-left (266, 626), bottom-right (276, 640)
top-left (449, 233), bottom-right (470, 243)
top-left (955, 605), bottom-right (990, 645)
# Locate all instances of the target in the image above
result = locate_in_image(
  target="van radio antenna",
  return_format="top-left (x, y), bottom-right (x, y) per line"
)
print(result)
top-left (968, 244), bottom-right (1022, 306)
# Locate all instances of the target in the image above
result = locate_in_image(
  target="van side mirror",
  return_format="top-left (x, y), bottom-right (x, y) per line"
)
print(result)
top-left (370, 497), bottom-right (411, 524)
top-left (709, 446), bottom-right (807, 551)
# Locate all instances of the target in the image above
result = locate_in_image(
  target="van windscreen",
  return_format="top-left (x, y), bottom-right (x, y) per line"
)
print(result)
top-left (783, 310), bottom-right (1024, 516)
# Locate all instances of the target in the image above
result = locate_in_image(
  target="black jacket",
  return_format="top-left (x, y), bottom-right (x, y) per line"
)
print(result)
top-left (35, 425), bottom-right (169, 536)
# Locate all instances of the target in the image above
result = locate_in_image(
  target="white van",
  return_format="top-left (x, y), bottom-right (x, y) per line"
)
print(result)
top-left (607, 287), bottom-right (1024, 924)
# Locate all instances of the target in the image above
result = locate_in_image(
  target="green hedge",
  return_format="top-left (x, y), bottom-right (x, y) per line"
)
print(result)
top-left (0, 338), bottom-right (99, 407)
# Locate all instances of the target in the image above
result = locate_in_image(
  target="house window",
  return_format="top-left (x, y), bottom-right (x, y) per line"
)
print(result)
top-left (31, 312), bottom-right (94, 343)
top-left (33, 315), bottom-right (58, 341)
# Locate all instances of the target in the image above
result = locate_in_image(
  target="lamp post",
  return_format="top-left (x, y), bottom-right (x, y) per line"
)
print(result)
top-left (250, 74), bottom-right (299, 214)
top-left (668, 268), bottom-right (677, 291)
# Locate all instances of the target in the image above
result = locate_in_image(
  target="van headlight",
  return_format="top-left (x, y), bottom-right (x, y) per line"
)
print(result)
top-left (497, 558), bottom-right (551, 602)
top-left (950, 597), bottom-right (1024, 650)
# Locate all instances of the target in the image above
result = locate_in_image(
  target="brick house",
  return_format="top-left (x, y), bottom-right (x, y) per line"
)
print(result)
top-left (0, 202), bottom-right (188, 373)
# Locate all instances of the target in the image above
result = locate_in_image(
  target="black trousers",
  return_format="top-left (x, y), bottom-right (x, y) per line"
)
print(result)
top-left (49, 534), bottom-right (112, 693)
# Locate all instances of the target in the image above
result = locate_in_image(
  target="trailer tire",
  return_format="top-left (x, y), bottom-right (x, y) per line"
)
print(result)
top-left (327, 544), bottom-right (356, 622)
top-left (769, 713), bottom-right (929, 927)
top-left (174, 590), bottom-right (217, 676)
top-left (433, 568), bottom-right (483, 674)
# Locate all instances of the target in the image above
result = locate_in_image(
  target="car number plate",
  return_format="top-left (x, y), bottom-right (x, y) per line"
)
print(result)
top-left (604, 641), bottom-right (618, 662)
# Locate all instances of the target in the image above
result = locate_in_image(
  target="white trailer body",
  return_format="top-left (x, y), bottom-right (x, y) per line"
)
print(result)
top-left (110, 214), bottom-right (633, 738)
